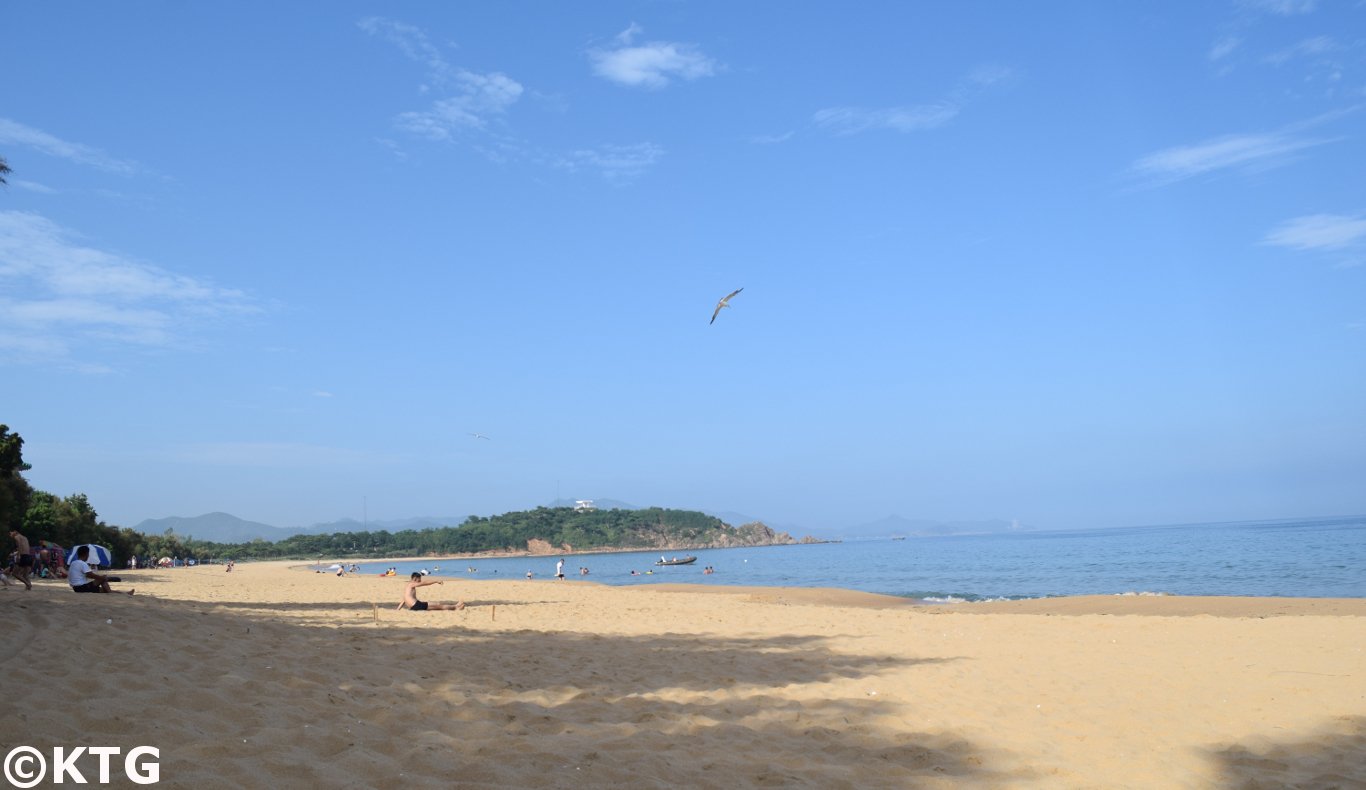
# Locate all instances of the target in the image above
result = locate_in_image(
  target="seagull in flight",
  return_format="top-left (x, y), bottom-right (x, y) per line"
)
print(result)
top-left (710, 288), bottom-right (743, 325)
top-left (468, 433), bottom-right (491, 440)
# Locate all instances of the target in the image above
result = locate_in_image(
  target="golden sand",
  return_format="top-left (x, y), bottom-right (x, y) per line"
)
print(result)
top-left (1, 561), bottom-right (1362, 788)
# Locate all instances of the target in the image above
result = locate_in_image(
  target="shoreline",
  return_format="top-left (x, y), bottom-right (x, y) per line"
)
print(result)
top-left (630, 584), bottom-right (1366, 615)
top-left (265, 559), bottom-right (1366, 615)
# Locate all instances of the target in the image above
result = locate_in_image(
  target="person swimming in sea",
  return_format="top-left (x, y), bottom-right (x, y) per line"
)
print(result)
top-left (398, 572), bottom-right (465, 611)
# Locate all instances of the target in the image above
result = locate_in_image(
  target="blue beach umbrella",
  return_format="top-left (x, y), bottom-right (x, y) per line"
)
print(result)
top-left (66, 544), bottom-right (113, 569)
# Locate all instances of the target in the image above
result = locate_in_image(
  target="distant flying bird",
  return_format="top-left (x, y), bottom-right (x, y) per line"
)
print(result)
top-left (468, 433), bottom-right (491, 440)
top-left (710, 288), bottom-right (743, 325)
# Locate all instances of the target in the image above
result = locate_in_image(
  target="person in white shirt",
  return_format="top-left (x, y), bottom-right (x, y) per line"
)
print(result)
top-left (68, 546), bottom-right (133, 596)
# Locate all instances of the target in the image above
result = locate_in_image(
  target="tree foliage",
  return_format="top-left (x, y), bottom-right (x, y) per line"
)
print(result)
top-left (184, 506), bottom-right (774, 560)
top-left (1, 424), bottom-right (34, 533)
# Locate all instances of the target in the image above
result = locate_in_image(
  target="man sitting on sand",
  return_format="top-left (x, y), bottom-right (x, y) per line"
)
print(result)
top-left (69, 546), bottom-right (134, 596)
top-left (397, 572), bottom-right (464, 611)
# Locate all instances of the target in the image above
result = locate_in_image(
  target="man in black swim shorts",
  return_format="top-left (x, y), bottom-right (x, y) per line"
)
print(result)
top-left (398, 572), bottom-right (465, 611)
top-left (8, 529), bottom-right (33, 590)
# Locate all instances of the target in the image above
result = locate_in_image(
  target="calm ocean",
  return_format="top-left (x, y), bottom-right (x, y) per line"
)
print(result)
top-left (349, 515), bottom-right (1366, 601)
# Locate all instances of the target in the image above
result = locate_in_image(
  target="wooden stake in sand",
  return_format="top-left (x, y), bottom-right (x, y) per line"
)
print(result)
top-left (492, 605), bottom-right (496, 621)
top-left (372, 602), bottom-right (378, 624)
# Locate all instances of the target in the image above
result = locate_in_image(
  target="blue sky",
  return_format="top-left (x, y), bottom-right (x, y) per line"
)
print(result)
top-left (2, 1), bottom-right (1363, 534)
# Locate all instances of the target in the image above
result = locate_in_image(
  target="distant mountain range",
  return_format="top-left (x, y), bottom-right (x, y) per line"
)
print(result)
top-left (132, 512), bottom-right (467, 544)
top-left (134, 513), bottom-right (298, 543)
top-left (135, 507), bottom-right (1030, 544)
top-left (838, 515), bottom-right (1029, 538)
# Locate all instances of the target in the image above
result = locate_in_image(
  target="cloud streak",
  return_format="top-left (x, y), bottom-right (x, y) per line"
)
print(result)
top-left (361, 18), bottom-right (665, 182)
top-left (812, 65), bottom-right (1013, 136)
top-left (1133, 132), bottom-right (1325, 180)
top-left (0, 211), bottom-right (256, 367)
top-left (0, 118), bottom-right (138, 175)
top-left (589, 24), bottom-right (719, 89)
top-left (1265, 36), bottom-right (1339, 66)
top-left (394, 72), bottom-right (524, 140)
top-left (557, 143), bottom-right (664, 183)
top-left (1129, 110), bottom-right (1353, 186)
top-left (1264, 213), bottom-right (1366, 251)
top-left (1239, 0), bottom-right (1317, 15)
top-left (356, 17), bottom-right (450, 81)
top-left (1208, 36), bottom-right (1242, 62)
top-left (360, 17), bottom-right (524, 144)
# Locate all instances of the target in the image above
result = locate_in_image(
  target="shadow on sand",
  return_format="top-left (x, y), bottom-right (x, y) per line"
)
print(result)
top-left (1206, 716), bottom-right (1366, 789)
top-left (3, 590), bottom-right (1033, 788)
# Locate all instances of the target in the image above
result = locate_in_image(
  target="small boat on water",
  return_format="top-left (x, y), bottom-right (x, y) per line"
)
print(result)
top-left (655, 556), bottom-right (697, 566)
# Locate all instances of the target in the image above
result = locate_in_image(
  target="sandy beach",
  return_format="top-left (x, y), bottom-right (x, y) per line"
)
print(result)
top-left (2, 562), bottom-right (1362, 788)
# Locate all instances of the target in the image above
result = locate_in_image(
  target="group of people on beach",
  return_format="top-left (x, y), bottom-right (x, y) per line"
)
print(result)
top-left (4, 529), bottom-right (133, 596)
top-left (3, 531), bottom-right (69, 588)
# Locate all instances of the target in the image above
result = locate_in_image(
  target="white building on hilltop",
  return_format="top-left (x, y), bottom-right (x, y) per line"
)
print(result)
top-left (574, 499), bottom-right (596, 511)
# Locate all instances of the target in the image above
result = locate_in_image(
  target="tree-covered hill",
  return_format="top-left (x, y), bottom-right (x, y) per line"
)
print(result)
top-left (185, 506), bottom-right (795, 560)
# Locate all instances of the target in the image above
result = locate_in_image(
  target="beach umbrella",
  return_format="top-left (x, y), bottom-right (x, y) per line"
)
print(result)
top-left (66, 544), bottom-right (113, 569)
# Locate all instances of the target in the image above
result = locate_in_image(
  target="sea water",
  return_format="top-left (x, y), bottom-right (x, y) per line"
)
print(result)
top-left (350, 515), bottom-right (1366, 601)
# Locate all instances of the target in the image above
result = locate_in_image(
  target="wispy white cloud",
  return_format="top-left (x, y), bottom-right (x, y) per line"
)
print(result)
top-left (12, 179), bottom-right (57, 194)
top-left (361, 18), bottom-right (665, 183)
top-left (394, 72), bottom-right (524, 139)
top-left (1265, 35), bottom-right (1340, 65)
top-left (0, 211), bottom-right (256, 368)
top-left (360, 17), bottom-right (524, 144)
top-left (813, 104), bottom-right (959, 135)
top-left (1212, 0), bottom-right (1326, 76)
top-left (0, 118), bottom-right (138, 175)
top-left (1130, 110), bottom-right (1351, 185)
top-left (557, 143), bottom-right (664, 183)
top-left (1133, 132), bottom-right (1324, 180)
top-left (813, 65), bottom-right (1013, 137)
top-left (374, 137), bottom-right (408, 161)
top-left (1240, 0), bottom-right (1318, 15)
top-left (589, 24), bottom-right (720, 89)
top-left (1209, 35), bottom-right (1242, 62)
top-left (357, 17), bottom-right (450, 82)
top-left (750, 131), bottom-right (795, 145)
top-left (1263, 212), bottom-right (1366, 251)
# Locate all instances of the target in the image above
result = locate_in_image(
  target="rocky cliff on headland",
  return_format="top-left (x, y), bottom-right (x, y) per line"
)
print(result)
top-left (703, 521), bottom-right (795, 549)
top-left (528, 519), bottom-right (796, 555)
